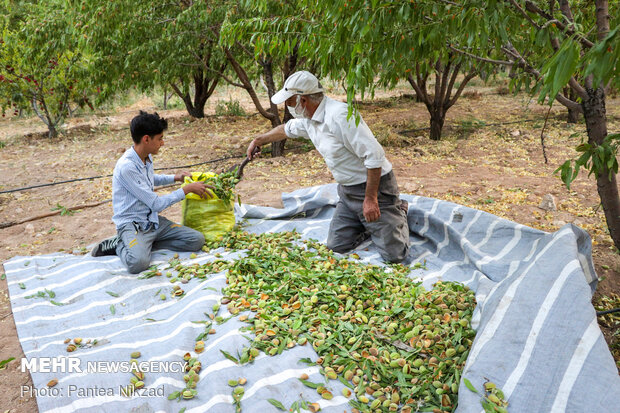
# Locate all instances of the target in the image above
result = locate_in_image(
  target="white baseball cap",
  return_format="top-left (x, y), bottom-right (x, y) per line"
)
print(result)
top-left (271, 71), bottom-right (323, 104)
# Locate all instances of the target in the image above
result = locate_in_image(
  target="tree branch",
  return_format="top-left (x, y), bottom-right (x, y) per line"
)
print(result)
top-left (504, 0), bottom-right (541, 30)
top-left (554, 92), bottom-right (583, 113)
top-left (520, 0), bottom-right (594, 48)
top-left (444, 62), bottom-right (462, 108)
top-left (448, 44), bottom-right (513, 65)
top-left (447, 72), bottom-right (477, 109)
top-left (501, 44), bottom-right (583, 113)
top-left (407, 74), bottom-right (429, 105)
top-left (434, 59), bottom-right (442, 106)
top-left (439, 58), bottom-right (452, 105)
top-left (224, 48), bottom-right (275, 121)
top-left (568, 76), bottom-right (588, 100)
top-left (558, 0), bottom-right (574, 22)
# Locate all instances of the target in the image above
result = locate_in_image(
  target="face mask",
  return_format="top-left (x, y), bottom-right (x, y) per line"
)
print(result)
top-left (288, 96), bottom-right (307, 119)
top-left (287, 105), bottom-right (302, 119)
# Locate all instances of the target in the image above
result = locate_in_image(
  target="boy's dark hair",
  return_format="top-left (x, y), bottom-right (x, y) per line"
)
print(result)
top-left (130, 111), bottom-right (168, 144)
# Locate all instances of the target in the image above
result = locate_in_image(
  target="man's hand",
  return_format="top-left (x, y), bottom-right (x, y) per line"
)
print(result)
top-left (174, 172), bottom-right (191, 182)
top-left (183, 182), bottom-right (215, 199)
top-left (363, 197), bottom-right (381, 223)
top-left (247, 139), bottom-right (262, 160)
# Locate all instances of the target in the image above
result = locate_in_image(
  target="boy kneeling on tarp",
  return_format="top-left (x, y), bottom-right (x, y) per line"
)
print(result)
top-left (91, 111), bottom-right (213, 273)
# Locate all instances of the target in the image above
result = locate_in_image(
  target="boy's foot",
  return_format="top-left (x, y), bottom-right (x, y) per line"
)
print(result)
top-left (91, 236), bottom-right (119, 257)
top-left (399, 200), bottom-right (409, 214)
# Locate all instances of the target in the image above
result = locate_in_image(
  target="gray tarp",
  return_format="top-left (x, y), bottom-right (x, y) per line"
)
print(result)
top-left (4, 184), bottom-right (619, 413)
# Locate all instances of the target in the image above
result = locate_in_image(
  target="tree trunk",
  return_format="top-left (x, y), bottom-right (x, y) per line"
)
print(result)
top-left (170, 69), bottom-right (217, 119)
top-left (429, 108), bottom-right (445, 141)
top-left (260, 56), bottom-right (287, 157)
top-left (566, 88), bottom-right (581, 123)
top-left (408, 56), bottom-right (475, 141)
top-left (47, 123), bottom-right (57, 139)
top-left (583, 87), bottom-right (620, 250)
top-left (31, 97), bottom-right (58, 138)
top-left (567, 106), bottom-right (580, 123)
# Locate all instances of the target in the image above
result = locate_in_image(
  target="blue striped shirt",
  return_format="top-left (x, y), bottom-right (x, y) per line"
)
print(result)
top-left (112, 147), bottom-right (185, 229)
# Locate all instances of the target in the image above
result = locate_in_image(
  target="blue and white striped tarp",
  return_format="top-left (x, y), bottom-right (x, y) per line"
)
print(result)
top-left (4, 184), bottom-right (619, 413)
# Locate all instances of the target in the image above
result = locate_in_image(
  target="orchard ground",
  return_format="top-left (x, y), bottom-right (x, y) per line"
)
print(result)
top-left (1, 81), bottom-right (619, 412)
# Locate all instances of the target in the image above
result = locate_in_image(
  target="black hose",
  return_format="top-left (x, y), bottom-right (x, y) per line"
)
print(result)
top-left (596, 307), bottom-right (620, 317)
top-left (0, 154), bottom-right (243, 194)
top-left (398, 118), bottom-right (541, 135)
top-left (0, 143), bottom-right (305, 195)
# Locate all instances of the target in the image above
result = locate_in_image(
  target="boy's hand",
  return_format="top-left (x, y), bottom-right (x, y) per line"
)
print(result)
top-left (174, 172), bottom-right (192, 182)
top-left (183, 182), bottom-right (215, 198)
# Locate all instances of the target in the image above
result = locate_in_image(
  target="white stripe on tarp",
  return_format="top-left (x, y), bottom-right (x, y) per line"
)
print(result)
top-left (19, 274), bottom-right (225, 344)
top-left (523, 238), bottom-right (539, 261)
top-left (473, 219), bottom-right (499, 249)
top-left (415, 206), bottom-right (462, 262)
top-left (6, 256), bottom-right (116, 281)
top-left (578, 252), bottom-right (596, 285)
top-left (476, 261), bottom-right (520, 308)
top-left (500, 260), bottom-right (580, 399)
top-left (479, 240), bottom-right (539, 313)
top-left (411, 199), bottom-right (440, 245)
top-left (412, 210), bottom-right (483, 281)
top-left (477, 226), bottom-right (522, 266)
top-left (25, 294), bottom-right (222, 355)
top-left (4, 254), bottom-right (74, 268)
top-left (12, 274), bottom-right (175, 313)
top-left (10, 267), bottom-right (132, 299)
top-left (462, 270), bottom-right (483, 287)
top-left (16, 275), bottom-right (222, 326)
top-left (55, 320), bottom-right (209, 360)
top-left (464, 229), bottom-right (571, 369)
top-left (550, 317), bottom-right (602, 412)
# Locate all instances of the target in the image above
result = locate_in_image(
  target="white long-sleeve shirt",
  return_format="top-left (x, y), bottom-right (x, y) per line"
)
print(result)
top-left (112, 147), bottom-right (185, 229)
top-left (284, 96), bottom-right (392, 185)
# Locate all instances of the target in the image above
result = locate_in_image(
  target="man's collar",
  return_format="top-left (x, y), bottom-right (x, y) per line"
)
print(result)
top-left (310, 96), bottom-right (327, 123)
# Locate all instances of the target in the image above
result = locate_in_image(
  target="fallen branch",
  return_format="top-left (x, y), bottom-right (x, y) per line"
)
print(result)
top-left (0, 183), bottom-right (189, 230)
top-left (0, 199), bottom-right (112, 229)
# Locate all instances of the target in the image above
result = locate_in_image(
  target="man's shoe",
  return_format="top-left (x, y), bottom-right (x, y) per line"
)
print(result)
top-left (91, 236), bottom-right (119, 257)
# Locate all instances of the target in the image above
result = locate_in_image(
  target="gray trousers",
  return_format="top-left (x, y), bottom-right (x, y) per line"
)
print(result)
top-left (116, 216), bottom-right (205, 274)
top-left (327, 171), bottom-right (410, 263)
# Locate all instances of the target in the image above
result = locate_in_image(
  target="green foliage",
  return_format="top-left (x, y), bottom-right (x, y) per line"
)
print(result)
top-left (556, 133), bottom-right (620, 190)
top-left (224, 0), bottom-right (482, 137)
top-left (52, 203), bottom-right (75, 216)
top-left (585, 27), bottom-right (620, 88)
top-left (215, 98), bottom-right (246, 116)
top-left (459, 0), bottom-right (618, 105)
top-left (80, 0), bottom-right (229, 117)
top-left (0, 0), bottom-right (97, 137)
top-left (219, 0), bottom-right (321, 128)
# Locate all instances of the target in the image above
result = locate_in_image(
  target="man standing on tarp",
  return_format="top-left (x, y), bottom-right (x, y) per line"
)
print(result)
top-left (246, 71), bottom-right (410, 263)
top-left (91, 111), bottom-right (213, 273)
